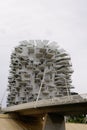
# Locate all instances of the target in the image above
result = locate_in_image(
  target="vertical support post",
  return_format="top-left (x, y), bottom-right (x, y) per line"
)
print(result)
top-left (43, 114), bottom-right (65, 130)
top-left (21, 114), bottom-right (65, 130)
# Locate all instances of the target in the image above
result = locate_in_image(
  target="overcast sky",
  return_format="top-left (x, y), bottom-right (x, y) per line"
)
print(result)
top-left (0, 0), bottom-right (87, 105)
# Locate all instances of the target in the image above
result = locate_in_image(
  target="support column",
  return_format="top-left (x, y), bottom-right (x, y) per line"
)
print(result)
top-left (22, 114), bottom-right (65, 130)
top-left (43, 114), bottom-right (65, 130)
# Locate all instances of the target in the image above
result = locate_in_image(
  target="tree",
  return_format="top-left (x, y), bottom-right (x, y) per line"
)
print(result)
top-left (67, 114), bottom-right (87, 123)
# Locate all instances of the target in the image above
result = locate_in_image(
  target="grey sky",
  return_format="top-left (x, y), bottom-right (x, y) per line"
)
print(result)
top-left (0, 0), bottom-right (87, 105)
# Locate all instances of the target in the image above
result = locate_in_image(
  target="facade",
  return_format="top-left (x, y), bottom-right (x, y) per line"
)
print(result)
top-left (7, 40), bottom-right (73, 106)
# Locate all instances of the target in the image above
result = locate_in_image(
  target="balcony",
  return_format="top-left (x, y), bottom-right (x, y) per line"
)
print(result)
top-left (39, 48), bottom-right (46, 53)
top-left (42, 90), bottom-right (49, 95)
top-left (55, 52), bottom-right (68, 57)
top-left (48, 84), bottom-right (56, 88)
top-left (26, 85), bottom-right (33, 90)
top-left (33, 68), bottom-right (39, 73)
top-left (36, 52), bottom-right (43, 58)
top-left (28, 46), bottom-right (34, 53)
top-left (56, 56), bottom-right (71, 62)
top-left (24, 73), bottom-right (30, 78)
top-left (38, 64), bottom-right (45, 70)
top-left (38, 72), bottom-right (43, 77)
top-left (46, 52), bottom-right (54, 59)
top-left (54, 80), bottom-right (65, 85)
top-left (15, 47), bottom-right (23, 53)
top-left (44, 78), bottom-right (52, 82)
top-left (35, 77), bottom-right (41, 82)
top-left (26, 64), bottom-right (33, 69)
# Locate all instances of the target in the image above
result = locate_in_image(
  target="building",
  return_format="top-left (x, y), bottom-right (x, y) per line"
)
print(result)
top-left (7, 40), bottom-right (73, 106)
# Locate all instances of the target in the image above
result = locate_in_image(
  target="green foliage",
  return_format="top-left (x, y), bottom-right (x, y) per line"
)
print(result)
top-left (67, 114), bottom-right (87, 123)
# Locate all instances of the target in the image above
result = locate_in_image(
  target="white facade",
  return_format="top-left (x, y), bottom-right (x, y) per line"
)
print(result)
top-left (7, 40), bottom-right (73, 106)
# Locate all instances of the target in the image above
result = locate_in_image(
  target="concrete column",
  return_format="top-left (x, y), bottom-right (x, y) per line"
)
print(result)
top-left (23, 114), bottom-right (65, 130)
top-left (43, 114), bottom-right (65, 130)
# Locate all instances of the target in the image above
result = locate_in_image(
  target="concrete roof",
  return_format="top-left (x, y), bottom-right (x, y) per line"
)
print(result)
top-left (3, 99), bottom-right (87, 116)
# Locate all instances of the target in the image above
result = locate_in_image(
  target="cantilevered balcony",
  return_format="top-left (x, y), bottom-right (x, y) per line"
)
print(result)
top-left (42, 90), bottom-right (49, 95)
top-left (36, 52), bottom-right (43, 58)
top-left (46, 52), bottom-right (54, 59)
top-left (39, 48), bottom-right (46, 53)
top-left (28, 46), bottom-right (34, 53)
top-left (15, 47), bottom-right (23, 53)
